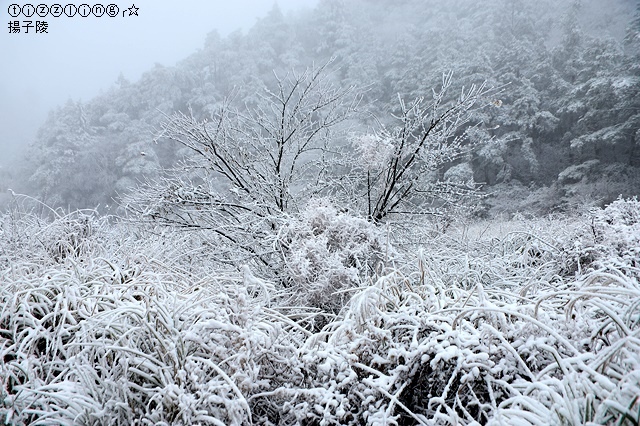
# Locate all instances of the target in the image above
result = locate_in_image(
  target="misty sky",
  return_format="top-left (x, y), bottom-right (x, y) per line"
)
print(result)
top-left (0, 0), bottom-right (319, 168)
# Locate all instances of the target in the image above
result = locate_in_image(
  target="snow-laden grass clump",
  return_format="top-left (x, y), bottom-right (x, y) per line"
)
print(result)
top-left (1, 198), bottom-right (639, 425)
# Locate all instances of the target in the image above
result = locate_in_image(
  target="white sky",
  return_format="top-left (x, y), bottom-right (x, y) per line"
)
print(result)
top-left (0, 0), bottom-right (319, 167)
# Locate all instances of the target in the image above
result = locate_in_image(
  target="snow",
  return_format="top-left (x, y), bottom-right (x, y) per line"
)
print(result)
top-left (1, 198), bottom-right (639, 424)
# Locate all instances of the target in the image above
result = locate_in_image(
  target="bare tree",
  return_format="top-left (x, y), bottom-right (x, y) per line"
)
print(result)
top-left (123, 61), bottom-right (359, 268)
top-left (350, 71), bottom-right (493, 223)
top-left (124, 66), bottom-right (494, 271)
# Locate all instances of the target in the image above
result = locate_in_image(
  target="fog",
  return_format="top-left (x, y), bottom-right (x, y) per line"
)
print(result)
top-left (0, 0), bottom-right (318, 169)
top-left (0, 0), bottom-right (637, 214)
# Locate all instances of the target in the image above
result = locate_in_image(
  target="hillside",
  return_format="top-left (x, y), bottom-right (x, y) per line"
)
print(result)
top-left (7, 0), bottom-right (640, 214)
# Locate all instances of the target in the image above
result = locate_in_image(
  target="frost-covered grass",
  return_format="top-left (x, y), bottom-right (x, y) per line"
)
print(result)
top-left (1, 198), bottom-right (639, 425)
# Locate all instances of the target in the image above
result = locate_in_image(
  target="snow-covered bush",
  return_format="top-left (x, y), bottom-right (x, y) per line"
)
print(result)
top-left (0, 201), bottom-right (109, 268)
top-left (284, 217), bottom-right (640, 425)
top-left (591, 196), bottom-right (640, 268)
top-left (556, 196), bottom-right (640, 277)
top-left (278, 199), bottom-right (387, 316)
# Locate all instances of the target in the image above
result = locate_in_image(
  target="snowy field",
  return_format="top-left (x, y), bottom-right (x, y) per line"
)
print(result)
top-left (1, 197), bottom-right (639, 425)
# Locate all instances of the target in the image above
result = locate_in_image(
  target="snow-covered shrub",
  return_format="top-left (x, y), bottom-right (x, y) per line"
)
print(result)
top-left (591, 196), bottom-right (640, 268)
top-left (285, 271), bottom-right (535, 424)
top-left (556, 197), bottom-right (640, 276)
top-left (278, 199), bottom-right (388, 316)
top-left (286, 239), bottom-right (640, 425)
top-left (63, 279), bottom-right (288, 425)
top-left (38, 211), bottom-right (101, 263)
top-left (0, 197), bottom-right (110, 268)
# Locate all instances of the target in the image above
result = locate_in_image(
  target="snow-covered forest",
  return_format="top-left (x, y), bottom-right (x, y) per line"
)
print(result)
top-left (2, 0), bottom-right (640, 424)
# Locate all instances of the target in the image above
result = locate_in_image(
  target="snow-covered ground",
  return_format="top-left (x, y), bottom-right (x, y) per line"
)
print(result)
top-left (1, 198), bottom-right (639, 425)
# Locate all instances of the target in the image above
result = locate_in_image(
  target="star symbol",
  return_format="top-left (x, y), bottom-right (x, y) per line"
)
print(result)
top-left (127, 4), bottom-right (139, 16)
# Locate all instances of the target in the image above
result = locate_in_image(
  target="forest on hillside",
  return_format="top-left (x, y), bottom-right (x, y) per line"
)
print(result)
top-left (2, 0), bottom-right (640, 425)
top-left (2, 0), bottom-right (639, 215)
